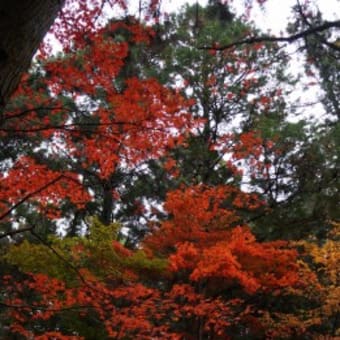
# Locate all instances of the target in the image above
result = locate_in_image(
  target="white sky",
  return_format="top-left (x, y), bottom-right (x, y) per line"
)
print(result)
top-left (159, 0), bottom-right (339, 34)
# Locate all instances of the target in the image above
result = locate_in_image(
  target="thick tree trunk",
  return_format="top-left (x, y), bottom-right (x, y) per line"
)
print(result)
top-left (0, 0), bottom-right (65, 109)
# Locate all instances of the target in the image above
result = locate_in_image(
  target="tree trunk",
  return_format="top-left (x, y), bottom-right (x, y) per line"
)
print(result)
top-left (100, 180), bottom-right (114, 226)
top-left (0, 0), bottom-right (65, 109)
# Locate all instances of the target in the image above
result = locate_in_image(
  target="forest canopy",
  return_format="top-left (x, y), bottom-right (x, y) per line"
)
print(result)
top-left (0, 0), bottom-right (339, 338)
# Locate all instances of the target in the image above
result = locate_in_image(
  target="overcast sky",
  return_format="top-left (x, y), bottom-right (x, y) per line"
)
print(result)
top-left (158, 0), bottom-right (339, 34)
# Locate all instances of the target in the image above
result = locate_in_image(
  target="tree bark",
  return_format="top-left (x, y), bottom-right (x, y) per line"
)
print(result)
top-left (0, 0), bottom-right (65, 109)
top-left (101, 185), bottom-right (114, 226)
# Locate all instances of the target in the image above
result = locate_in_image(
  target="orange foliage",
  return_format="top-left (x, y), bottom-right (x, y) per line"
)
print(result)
top-left (145, 184), bottom-right (264, 253)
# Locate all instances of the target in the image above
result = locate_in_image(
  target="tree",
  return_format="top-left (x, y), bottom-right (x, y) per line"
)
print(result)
top-left (185, 0), bottom-right (340, 242)
top-left (1, 190), bottom-right (313, 339)
top-left (292, 3), bottom-right (340, 119)
top-left (0, 18), bottom-right (196, 241)
top-left (247, 1), bottom-right (340, 241)
top-left (0, 0), bottom-right (164, 109)
top-left (103, 2), bottom-right (298, 244)
top-left (1, 189), bottom-right (336, 338)
top-left (0, 0), bottom-right (66, 109)
top-left (0, 0), bottom-right (339, 338)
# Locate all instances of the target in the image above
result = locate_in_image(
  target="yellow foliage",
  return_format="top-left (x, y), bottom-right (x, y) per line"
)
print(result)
top-left (3, 216), bottom-right (167, 287)
top-left (292, 222), bottom-right (340, 336)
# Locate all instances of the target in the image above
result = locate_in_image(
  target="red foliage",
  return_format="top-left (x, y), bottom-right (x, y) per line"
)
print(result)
top-left (0, 157), bottom-right (90, 220)
top-left (1, 20), bottom-right (197, 224)
top-left (39, 0), bottom-right (162, 56)
top-left (2, 183), bottom-right (303, 338)
top-left (0, 152), bottom-right (312, 330)
top-left (145, 184), bottom-right (264, 253)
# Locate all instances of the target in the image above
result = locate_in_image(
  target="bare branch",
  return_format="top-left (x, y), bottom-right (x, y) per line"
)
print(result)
top-left (199, 20), bottom-right (340, 51)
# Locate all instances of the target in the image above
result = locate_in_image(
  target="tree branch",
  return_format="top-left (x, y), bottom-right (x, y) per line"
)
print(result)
top-left (0, 225), bottom-right (34, 240)
top-left (0, 301), bottom-right (94, 312)
top-left (199, 20), bottom-right (340, 51)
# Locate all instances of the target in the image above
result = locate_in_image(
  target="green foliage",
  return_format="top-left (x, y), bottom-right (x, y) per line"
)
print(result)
top-left (3, 217), bottom-right (166, 286)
